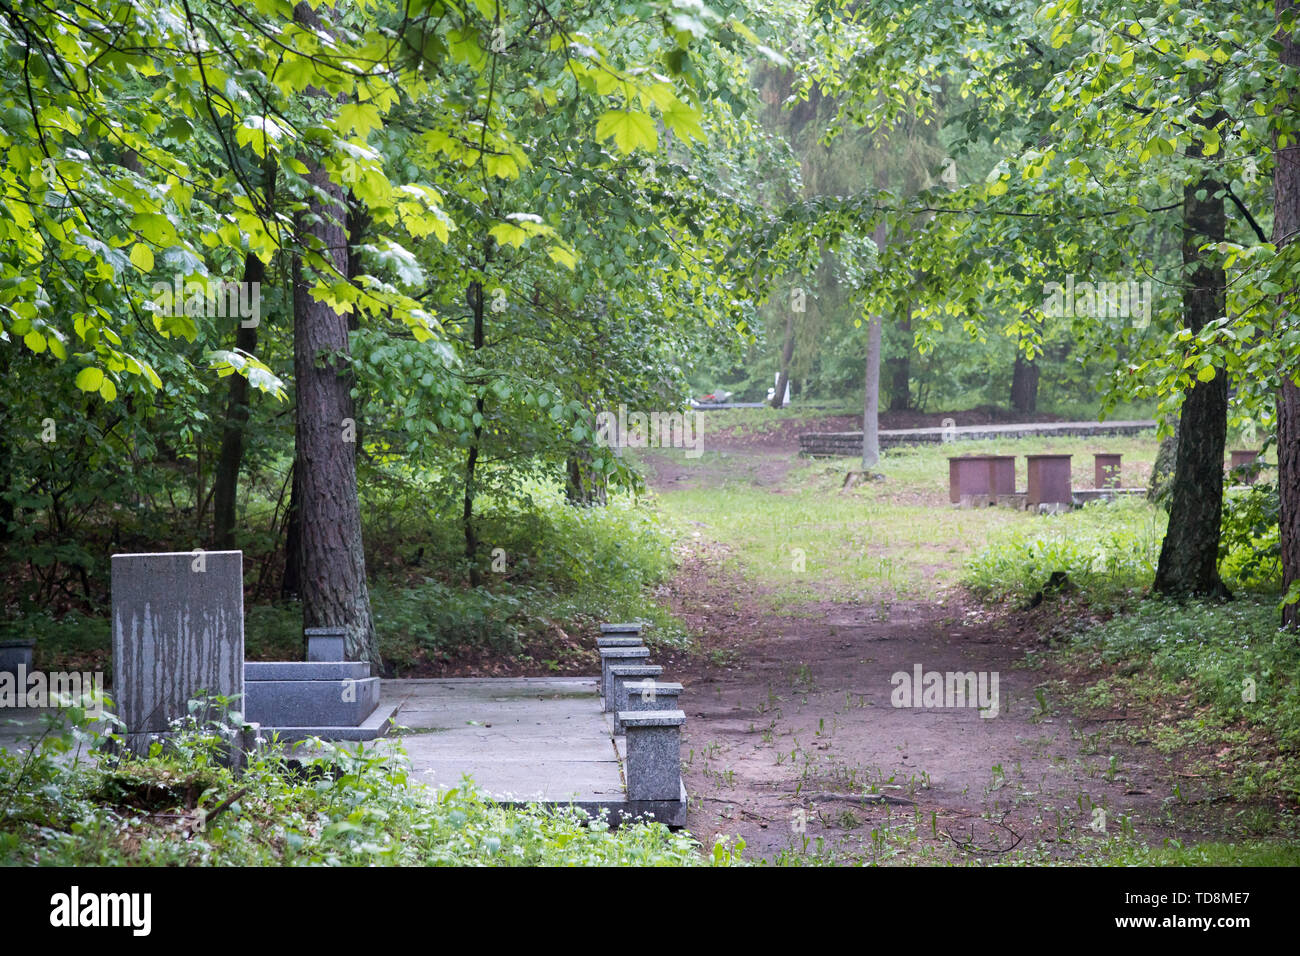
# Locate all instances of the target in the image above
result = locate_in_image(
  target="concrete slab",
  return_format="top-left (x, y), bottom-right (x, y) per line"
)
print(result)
top-left (379, 677), bottom-right (686, 826)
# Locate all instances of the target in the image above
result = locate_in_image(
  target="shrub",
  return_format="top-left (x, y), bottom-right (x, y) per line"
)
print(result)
top-left (0, 702), bottom-right (741, 866)
top-left (963, 498), bottom-right (1164, 604)
top-left (1219, 482), bottom-right (1281, 591)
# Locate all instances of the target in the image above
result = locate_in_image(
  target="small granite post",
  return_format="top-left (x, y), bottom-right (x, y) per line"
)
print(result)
top-left (599, 646), bottom-right (650, 709)
top-left (609, 663), bottom-right (664, 727)
top-left (948, 455), bottom-right (993, 506)
top-left (111, 551), bottom-right (244, 754)
top-left (616, 679), bottom-right (682, 734)
top-left (305, 626), bottom-right (347, 662)
top-left (596, 636), bottom-right (644, 649)
top-left (1026, 454), bottom-right (1073, 511)
top-left (1094, 453), bottom-right (1122, 489)
top-left (1230, 449), bottom-right (1261, 484)
top-left (620, 709), bottom-right (685, 802)
top-left (601, 623), bottom-right (643, 637)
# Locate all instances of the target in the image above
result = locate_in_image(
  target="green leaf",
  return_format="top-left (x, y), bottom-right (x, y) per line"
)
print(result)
top-left (130, 243), bottom-right (155, 272)
top-left (75, 367), bottom-right (104, 392)
top-left (595, 110), bottom-right (658, 153)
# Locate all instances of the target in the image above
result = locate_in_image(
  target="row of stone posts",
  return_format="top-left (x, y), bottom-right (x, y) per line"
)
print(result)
top-left (596, 623), bottom-right (685, 805)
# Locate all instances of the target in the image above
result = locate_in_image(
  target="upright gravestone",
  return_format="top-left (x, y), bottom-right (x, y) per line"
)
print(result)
top-left (112, 551), bottom-right (244, 754)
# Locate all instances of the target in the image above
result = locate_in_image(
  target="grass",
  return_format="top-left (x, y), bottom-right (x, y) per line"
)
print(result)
top-left (1086, 839), bottom-right (1300, 866)
top-left (653, 433), bottom-right (1163, 605)
top-left (691, 401), bottom-right (855, 440)
top-left (9, 413), bottom-right (1294, 866)
top-left (650, 423), bottom-right (1298, 865)
top-left (963, 497), bottom-right (1166, 606)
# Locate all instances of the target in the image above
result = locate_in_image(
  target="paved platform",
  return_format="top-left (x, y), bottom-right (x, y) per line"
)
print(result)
top-left (0, 706), bottom-right (75, 756)
top-left (377, 677), bottom-right (685, 826)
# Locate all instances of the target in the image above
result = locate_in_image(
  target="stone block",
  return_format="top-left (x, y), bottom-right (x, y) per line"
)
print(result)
top-left (615, 680), bottom-right (682, 734)
top-left (305, 626), bottom-right (347, 662)
top-left (1026, 454), bottom-right (1072, 507)
top-left (111, 551), bottom-right (244, 753)
top-left (608, 664), bottom-right (664, 726)
top-left (244, 676), bottom-right (380, 727)
top-left (244, 661), bottom-right (370, 681)
top-left (0, 639), bottom-right (34, 677)
top-left (620, 709), bottom-right (684, 802)
top-left (599, 646), bottom-right (650, 709)
top-left (1094, 453), bottom-right (1122, 489)
top-left (1230, 449), bottom-right (1262, 484)
top-left (596, 636), bottom-right (643, 649)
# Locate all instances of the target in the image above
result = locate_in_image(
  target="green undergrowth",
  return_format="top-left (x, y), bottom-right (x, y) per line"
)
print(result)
top-left (1043, 597), bottom-right (1300, 806)
top-left (654, 434), bottom-right (1163, 606)
top-left (5, 483), bottom-right (688, 676)
top-left (962, 497), bottom-right (1165, 606)
top-left (1084, 838), bottom-right (1300, 866)
top-left (962, 478), bottom-right (1282, 606)
top-left (0, 701), bottom-right (742, 866)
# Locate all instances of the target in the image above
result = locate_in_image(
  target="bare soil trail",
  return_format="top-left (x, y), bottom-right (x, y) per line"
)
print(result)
top-left (642, 414), bottom-right (1186, 863)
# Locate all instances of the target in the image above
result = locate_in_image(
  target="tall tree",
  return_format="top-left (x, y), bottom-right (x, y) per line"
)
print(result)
top-left (211, 248), bottom-right (268, 549)
top-left (862, 315), bottom-right (883, 467)
top-left (1153, 103), bottom-right (1231, 599)
top-left (1276, 0), bottom-right (1300, 627)
top-left (289, 2), bottom-right (376, 664)
top-left (862, 225), bottom-right (886, 469)
top-left (1010, 352), bottom-right (1039, 414)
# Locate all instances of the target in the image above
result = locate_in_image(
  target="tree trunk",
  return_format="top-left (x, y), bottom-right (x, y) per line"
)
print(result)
top-left (464, 280), bottom-right (485, 587)
top-left (211, 250), bottom-right (267, 549)
top-left (566, 452), bottom-right (607, 506)
top-left (888, 302), bottom-right (911, 412)
top-left (1281, 382), bottom-right (1300, 625)
top-left (1010, 352), bottom-right (1039, 415)
top-left (1148, 418), bottom-right (1180, 506)
top-left (280, 461), bottom-right (301, 600)
top-left (1276, 0), bottom-right (1300, 627)
top-left (771, 310), bottom-right (796, 408)
top-left (861, 222), bottom-right (886, 470)
top-left (862, 313), bottom-right (883, 470)
top-left (1153, 106), bottom-right (1230, 599)
top-left (289, 1), bottom-right (377, 665)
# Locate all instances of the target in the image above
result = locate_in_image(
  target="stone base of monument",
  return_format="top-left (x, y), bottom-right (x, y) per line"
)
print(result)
top-left (0, 638), bottom-right (34, 677)
top-left (1072, 487), bottom-right (1145, 506)
top-left (244, 661), bottom-right (397, 743)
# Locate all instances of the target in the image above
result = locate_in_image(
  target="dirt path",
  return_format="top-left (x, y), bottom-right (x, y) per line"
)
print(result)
top-left (644, 421), bottom-right (1177, 863)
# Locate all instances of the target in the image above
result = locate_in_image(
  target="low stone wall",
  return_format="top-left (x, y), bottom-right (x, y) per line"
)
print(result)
top-left (799, 420), bottom-right (1158, 457)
